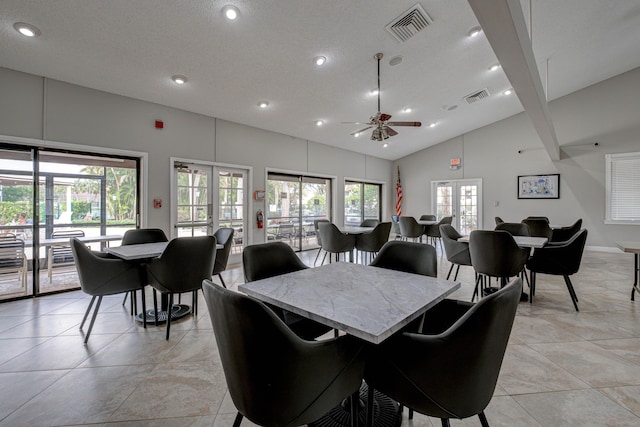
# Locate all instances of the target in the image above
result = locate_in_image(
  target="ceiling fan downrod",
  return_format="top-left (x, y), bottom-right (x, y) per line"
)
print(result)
top-left (375, 52), bottom-right (383, 114)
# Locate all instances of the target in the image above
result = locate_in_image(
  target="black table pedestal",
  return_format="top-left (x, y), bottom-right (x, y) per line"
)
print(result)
top-left (309, 382), bottom-right (401, 427)
top-left (134, 304), bottom-right (191, 323)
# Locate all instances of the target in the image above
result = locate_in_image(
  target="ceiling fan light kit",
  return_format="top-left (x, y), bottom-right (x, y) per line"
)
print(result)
top-left (344, 52), bottom-right (422, 143)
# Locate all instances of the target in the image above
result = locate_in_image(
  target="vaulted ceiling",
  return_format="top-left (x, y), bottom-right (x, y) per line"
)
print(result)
top-left (2, 0), bottom-right (640, 160)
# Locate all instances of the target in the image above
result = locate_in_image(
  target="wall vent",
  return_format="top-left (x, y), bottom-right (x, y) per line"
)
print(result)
top-left (464, 88), bottom-right (490, 104)
top-left (385, 3), bottom-right (433, 43)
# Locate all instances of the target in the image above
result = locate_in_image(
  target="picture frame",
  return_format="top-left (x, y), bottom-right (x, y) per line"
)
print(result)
top-left (517, 174), bottom-right (560, 199)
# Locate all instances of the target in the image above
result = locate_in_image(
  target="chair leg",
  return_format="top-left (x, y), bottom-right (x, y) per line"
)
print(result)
top-left (366, 385), bottom-right (375, 427)
top-left (446, 264), bottom-right (454, 280)
top-left (563, 275), bottom-right (580, 311)
top-left (232, 412), bottom-right (243, 427)
top-left (122, 291), bottom-right (128, 306)
top-left (141, 288), bottom-right (147, 329)
top-left (478, 411), bottom-right (490, 427)
top-left (80, 296), bottom-right (97, 330)
top-left (218, 273), bottom-right (227, 288)
top-left (314, 248), bottom-right (322, 266)
top-left (441, 419), bottom-right (451, 427)
top-left (349, 390), bottom-right (358, 427)
top-left (166, 293), bottom-right (173, 340)
top-left (321, 251), bottom-right (328, 265)
top-left (84, 296), bottom-right (103, 344)
top-left (472, 274), bottom-right (482, 301)
top-left (530, 272), bottom-right (536, 304)
top-left (453, 264), bottom-right (461, 281)
top-left (409, 408), bottom-right (414, 419)
top-left (153, 289), bottom-right (159, 326)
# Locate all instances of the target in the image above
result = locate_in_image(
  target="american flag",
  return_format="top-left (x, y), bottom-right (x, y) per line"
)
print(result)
top-left (395, 166), bottom-right (403, 216)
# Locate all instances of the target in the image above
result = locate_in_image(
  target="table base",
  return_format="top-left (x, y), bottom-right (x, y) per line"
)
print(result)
top-left (309, 382), bottom-right (401, 427)
top-left (134, 304), bottom-right (191, 323)
top-left (631, 253), bottom-right (639, 301)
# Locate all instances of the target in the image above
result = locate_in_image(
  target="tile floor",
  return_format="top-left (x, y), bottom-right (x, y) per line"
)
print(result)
top-left (0, 247), bottom-right (639, 426)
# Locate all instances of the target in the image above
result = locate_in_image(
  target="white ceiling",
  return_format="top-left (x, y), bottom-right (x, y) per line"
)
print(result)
top-left (1, 0), bottom-right (640, 160)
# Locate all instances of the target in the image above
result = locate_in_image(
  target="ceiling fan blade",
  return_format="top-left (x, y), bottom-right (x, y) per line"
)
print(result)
top-left (385, 127), bottom-right (398, 136)
top-left (350, 126), bottom-right (373, 136)
top-left (341, 121), bottom-right (373, 125)
top-left (379, 113), bottom-right (392, 122)
top-left (386, 121), bottom-right (422, 127)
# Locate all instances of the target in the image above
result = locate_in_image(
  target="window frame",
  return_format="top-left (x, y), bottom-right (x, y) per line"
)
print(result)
top-left (605, 152), bottom-right (640, 225)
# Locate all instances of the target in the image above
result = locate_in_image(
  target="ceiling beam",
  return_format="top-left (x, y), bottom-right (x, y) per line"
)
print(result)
top-left (468, 0), bottom-right (560, 160)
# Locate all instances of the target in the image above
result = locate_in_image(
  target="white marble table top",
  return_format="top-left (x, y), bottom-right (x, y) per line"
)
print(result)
top-left (239, 262), bottom-right (460, 344)
top-left (105, 242), bottom-right (170, 260)
top-left (458, 235), bottom-right (547, 248)
top-left (338, 226), bottom-right (374, 234)
top-left (106, 241), bottom-right (223, 260)
top-left (617, 241), bottom-right (640, 254)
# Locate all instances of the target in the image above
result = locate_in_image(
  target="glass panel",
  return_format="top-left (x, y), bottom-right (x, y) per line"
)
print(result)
top-left (0, 148), bottom-right (34, 300)
top-left (435, 183), bottom-right (453, 218)
top-left (344, 182), bottom-right (361, 226)
top-left (363, 183), bottom-right (380, 220)
top-left (458, 184), bottom-right (478, 235)
top-left (176, 166), bottom-right (211, 238)
top-left (218, 170), bottom-right (245, 254)
top-left (301, 178), bottom-right (330, 251)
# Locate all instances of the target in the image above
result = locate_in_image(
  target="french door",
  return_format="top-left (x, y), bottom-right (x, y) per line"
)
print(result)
top-left (432, 179), bottom-right (482, 235)
top-left (173, 161), bottom-right (248, 263)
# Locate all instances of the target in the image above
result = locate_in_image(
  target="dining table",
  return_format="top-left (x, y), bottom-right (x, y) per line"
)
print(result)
top-left (106, 241), bottom-right (223, 323)
top-left (240, 262), bottom-right (459, 426)
top-left (457, 234), bottom-right (548, 248)
top-left (616, 241), bottom-right (640, 300)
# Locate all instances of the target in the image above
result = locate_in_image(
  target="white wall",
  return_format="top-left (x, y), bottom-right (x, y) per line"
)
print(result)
top-left (0, 67), bottom-right (394, 242)
top-left (395, 67), bottom-right (640, 248)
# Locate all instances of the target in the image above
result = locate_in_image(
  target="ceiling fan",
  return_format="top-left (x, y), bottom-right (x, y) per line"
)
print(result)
top-left (343, 53), bottom-right (422, 142)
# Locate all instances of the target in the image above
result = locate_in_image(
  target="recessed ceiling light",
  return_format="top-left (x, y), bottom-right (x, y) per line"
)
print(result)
top-left (489, 63), bottom-right (501, 71)
top-left (370, 89), bottom-right (379, 96)
top-left (316, 120), bottom-right (324, 126)
top-left (403, 107), bottom-right (412, 113)
top-left (429, 122), bottom-right (438, 128)
top-left (257, 101), bottom-right (269, 108)
top-left (14, 22), bottom-right (40, 37)
top-left (171, 75), bottom-right (188, 85)
top-left (468, 26), bottom-right (482, 38)
top-left (503, 89), bottom-right (513, 96)
top-left (383, 143), bottom-right (389, 148)
top-left (313, 56), bottom-right (326, 66)
top-left (222, 5), bottom-right (239, 20)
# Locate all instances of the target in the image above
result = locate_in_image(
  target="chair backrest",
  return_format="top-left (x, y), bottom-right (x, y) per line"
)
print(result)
top-left (212, 227), bottom-right (235, 275)
top-left (440, 224), bottom-right (471, 266)
top-left (495, 216), bottom-right (505, 225)
top-left (243, 241), bottom-right (308, 282)
top-left (202, 279), bottom-right (365, 427)
top-left (51, 229), bottom-right (85, 263)
top-left (528, 229), bottom-right (588, 275)
top-left (495, 222), bottom-right (530, 236)
top-left (398, 216), bottom-right (423, 238)
top-left (71, 238), bottom-right (143, 296)
top-left (360, 219), bottom-right (380, 227)
top-left (318, 222), bottom-right (356, 253)
top-left (313, 219), bottom-right (330, 246)
top-left (525, 216), bottom-right (550, 222)
top-left (522, 218), bottom-right (552, 238)
top-left (419, 214), bottom-right (436, 221)
top-left (365, 278), bottom-right (522, 420)
top-left (550, 218), bottom-right (582, 243)
top-left (121, 228), bottom-right (168, 245)
top-left (355, 222), bottom-right (392, 252)
top-left (146, 236), bottom-right (217, 293)
top-left (370, 240), bottom-right (437, 277)
top-left (0, 237), bottom-right (25, 270)
top-left (469, 230), bottom-right (529, 278)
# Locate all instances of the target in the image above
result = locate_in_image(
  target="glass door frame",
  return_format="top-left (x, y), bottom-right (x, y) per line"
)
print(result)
top-left (431, 178), bottom-right (483, 234)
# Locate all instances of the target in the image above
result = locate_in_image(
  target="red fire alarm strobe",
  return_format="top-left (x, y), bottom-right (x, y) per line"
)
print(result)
top-left (153, 199), bottom-right (162, 208)
top-left (155, 120), bottom-right (164, 129)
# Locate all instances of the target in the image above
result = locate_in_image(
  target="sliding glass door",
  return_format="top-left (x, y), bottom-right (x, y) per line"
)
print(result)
top-left (267, 173), bottom-right (331, 251)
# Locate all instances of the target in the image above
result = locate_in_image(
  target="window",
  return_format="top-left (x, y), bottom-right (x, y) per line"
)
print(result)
top-left (606, 152), bottom-right (640, 224)
top-left (344, 181), bottom-right (381, 226)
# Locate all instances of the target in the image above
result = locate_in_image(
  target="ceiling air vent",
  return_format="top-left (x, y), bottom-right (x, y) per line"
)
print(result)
top-left (385, 3), bottom-right (433, 43)
top-left (464, 88), bottom-right (490, 104)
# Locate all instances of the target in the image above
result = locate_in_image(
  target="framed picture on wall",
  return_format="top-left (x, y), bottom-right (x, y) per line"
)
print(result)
top-left (517, 174), bottom-right (560, 199)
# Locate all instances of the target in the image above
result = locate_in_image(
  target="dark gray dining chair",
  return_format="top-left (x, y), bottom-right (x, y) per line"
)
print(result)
top-left (495, 222), bottom-right (530, 236)
top-left (370, 240), bottom-right (437, 277)
top-left (522, 218), bottom-right (552, 239)
top-left (71, 238), bottom-right (147, 343)
top-left (312, 219), bottom-right (330, 266)
top-left (360, 219), bottom-right (380, 227)
top-left (202, 279), bottom-right (366, 427)
top-left (419, 214), bottom-right (436, 221)
top-left (212, 227), bottom-right (235, 287)
top-left (364, 278), bottom-right (522, 427)
top-left (398, 216), bottom-right (424, 242)
top-left (147, 236), bottom-right (217, 340)
top-left (120, 228), bottom-right (168, 310)
top-left (550, 218), bottom-right (582, 243)
top-left (425, 216), bottom-right (453, 249)
top-left (243, 241), bottom-right (333, 340)
top-left (318, 222), bottom-right (356, 263)
top-left (469, 230), bottom-right (529, 301)
top-left (355, 222), bottom-right (391, 264)
top-left (440, 224), bottom-right (472, 280)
